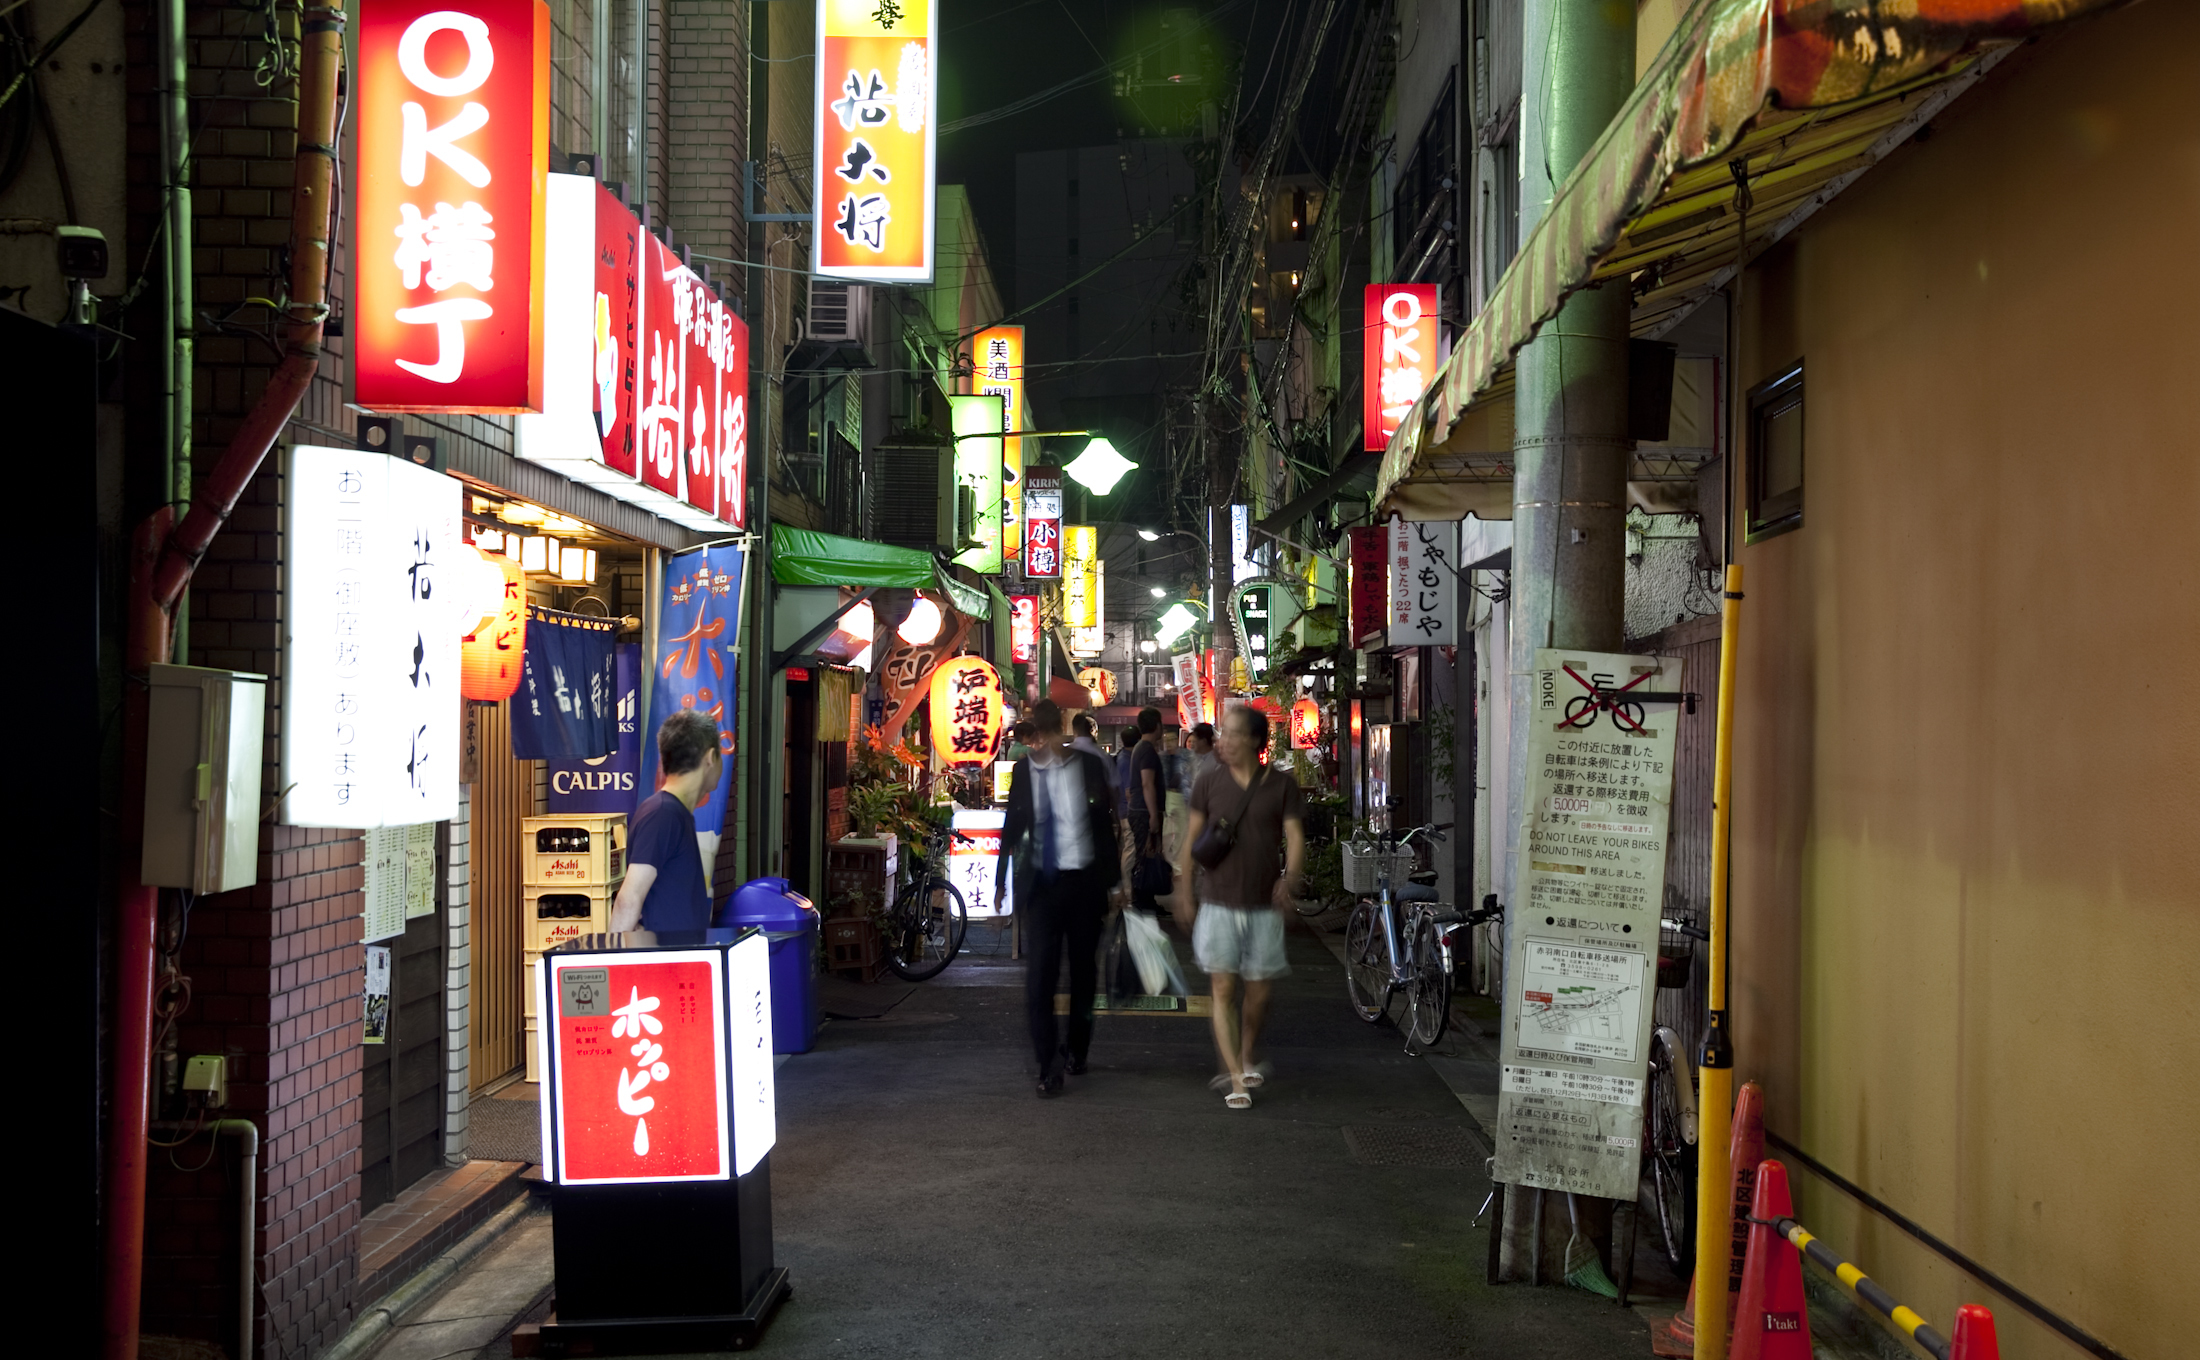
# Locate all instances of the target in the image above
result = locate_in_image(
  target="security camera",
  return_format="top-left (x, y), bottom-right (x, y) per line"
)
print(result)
top-left (56, 225), bottom-right (107, 280)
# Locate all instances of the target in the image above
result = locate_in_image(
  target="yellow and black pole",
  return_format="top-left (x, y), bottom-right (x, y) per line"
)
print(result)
top-left (1693, 563), bottom-right (1743, 1360)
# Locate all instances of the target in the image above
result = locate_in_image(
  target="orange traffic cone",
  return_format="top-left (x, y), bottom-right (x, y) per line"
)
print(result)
top-left (1730, 1159), bottom-right (1812, 1360)
top-left (1949, 1305), bottom-right (2000, 1359)
top-left (1654, 1080), bottom-right (1766, 1356)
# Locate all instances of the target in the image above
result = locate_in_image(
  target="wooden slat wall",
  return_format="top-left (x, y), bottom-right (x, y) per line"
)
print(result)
top-left (1645, 614), bottom-right (1723, 1063)
top-left (470, 700), bottom-right (539, 1090)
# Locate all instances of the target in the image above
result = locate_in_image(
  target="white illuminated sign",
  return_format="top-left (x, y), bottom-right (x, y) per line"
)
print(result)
top-left (281, 445), bottom-right (463, 827)
top-left (726, 931), bottom-right (777, 1175)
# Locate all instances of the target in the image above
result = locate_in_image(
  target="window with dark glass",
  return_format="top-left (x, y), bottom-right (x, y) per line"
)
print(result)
top-left (1746, 363), bottom-right (1805, 540)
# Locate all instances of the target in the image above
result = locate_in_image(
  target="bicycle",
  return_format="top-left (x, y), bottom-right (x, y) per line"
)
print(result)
top-left (880, 829), bottom-right (972, 981)
top-left (1644, 907), bottom-right (1707, 1272)
top-left (1340, 821), bottom-right (1498, 1052)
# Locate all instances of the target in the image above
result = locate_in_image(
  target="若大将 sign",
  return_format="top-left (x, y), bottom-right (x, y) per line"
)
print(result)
top-left (1388, 518), bottom-right (1456, 647)
top-left (1492, 648), bottom-right (1682, 1201)
top-left (813, 0), bottom-right (937, 281)
top-left (281, 446), bottom-right (463, 827)
top-left (355, 0), bottom-right (550, 412)
top-left (1363, 283), bottom-right (1437, 451)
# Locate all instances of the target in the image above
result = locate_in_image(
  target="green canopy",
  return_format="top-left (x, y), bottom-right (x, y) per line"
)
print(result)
top-left (769, 524), bottom-right (990, 619)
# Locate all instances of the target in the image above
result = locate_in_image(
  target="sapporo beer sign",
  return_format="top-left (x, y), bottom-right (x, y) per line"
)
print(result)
top-left (928, 656), bottom-right (1004, 765)
top-left (813, 0), bottom-right (937, 282)
top-left (356, 0), bottom-right (550, 412)
top-left (1363, 283), bottom-right (1438, 451)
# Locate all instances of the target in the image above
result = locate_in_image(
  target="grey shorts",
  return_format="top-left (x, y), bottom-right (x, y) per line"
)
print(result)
top-left (1193, 903), bottom-right (1291, 981)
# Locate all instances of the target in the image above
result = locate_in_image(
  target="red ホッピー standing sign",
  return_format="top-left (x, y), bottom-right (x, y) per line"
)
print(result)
top-left (548, 952), bottom-right (730, 1184)
top-left (355, 0), bottom-right (550, 413)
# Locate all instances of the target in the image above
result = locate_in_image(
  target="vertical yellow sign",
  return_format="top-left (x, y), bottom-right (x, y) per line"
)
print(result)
top-left (974, 325), bottom-right (1024, 567)
top-left (1062, 525), bottom-right (1098, 628)
top-left (813, 0), bottom-right (937, 282)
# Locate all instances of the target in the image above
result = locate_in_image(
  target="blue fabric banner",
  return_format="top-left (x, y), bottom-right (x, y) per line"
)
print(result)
top-left (641, 544), bottom-right (745, 838)
top-left (510, 610), bottom-right (619, 759)
top-left (545, 643), bottom-right (642, 814)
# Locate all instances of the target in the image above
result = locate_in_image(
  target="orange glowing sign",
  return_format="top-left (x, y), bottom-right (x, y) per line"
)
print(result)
top-left (356, 0), bottom-right (550, 412)
top-left (974, 325), bottom-right (1024, 564)
top-left (461, 546), bottom-right (527, 700)
top-left (1363, 283), bottom-right (1438, 450)
top-left (928, 656), bottom-right (1005, 765)
top-left (1290, 696), bottom-right (1322, 750)
top-left (813, 0), bottom-right (937, 282)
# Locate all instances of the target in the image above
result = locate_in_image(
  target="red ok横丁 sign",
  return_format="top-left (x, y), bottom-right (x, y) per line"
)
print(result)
top-left (356, 0), bottom-right (550, 412)
top-left (1363, 283), bottom-right (1438, 451)
top-left (546, 951), bottom-right (730, 1184)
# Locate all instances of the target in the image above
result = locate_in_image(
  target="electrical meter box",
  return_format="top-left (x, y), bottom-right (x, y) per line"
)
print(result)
top-left (143, 663), bottom-right (267, 894)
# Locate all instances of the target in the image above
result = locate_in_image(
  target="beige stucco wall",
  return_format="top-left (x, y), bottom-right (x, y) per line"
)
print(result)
top-left (1726, 5), bottom-right (2199, 1357)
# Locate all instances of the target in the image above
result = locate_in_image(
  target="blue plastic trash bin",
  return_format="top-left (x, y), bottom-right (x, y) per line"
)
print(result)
top-left (719, 876), bottom-right (821, 1053)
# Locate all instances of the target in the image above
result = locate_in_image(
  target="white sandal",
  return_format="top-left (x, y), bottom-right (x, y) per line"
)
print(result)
top-left (1223, 1089), bottom-right (1252, 1110)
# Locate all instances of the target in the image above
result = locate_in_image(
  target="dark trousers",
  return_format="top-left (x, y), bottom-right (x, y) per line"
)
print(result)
top-left (1126, 812), bottom-right (1158, 913)
top-left (1023, 865), bottom-right (1107, 1069)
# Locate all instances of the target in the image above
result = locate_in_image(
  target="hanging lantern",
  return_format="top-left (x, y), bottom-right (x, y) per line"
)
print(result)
top-left (928, 656), bottom-right (1006, 765)
top-left (461, 546), bottom-right (527, 701)
top-left (1077, 665), bottom-right (1117, 707)
top-left (1290, 696), bottom-right (1322, 749)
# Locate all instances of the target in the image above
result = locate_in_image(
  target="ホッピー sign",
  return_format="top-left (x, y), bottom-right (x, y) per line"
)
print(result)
top-left (355, 0), bottom-right (550, 412)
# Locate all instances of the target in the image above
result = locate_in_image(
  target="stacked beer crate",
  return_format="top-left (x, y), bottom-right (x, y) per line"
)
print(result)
top-left (823, 834), bottom-right (896, 981)
top-left (520, 812), bottom-right (627, 1080)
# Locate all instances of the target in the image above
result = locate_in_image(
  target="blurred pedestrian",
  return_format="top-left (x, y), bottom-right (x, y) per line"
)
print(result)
top-left (1186, 722), bottom-right (1221, 787)
top-left (1177, 705), bottom-right (1305, 1109)
top-left (1161, 729), bottom-right (1190, 860)
top-left (998, 700), bottom-right (1122, 1097)
top-left (1124, 708), bottom-right (1167, 917)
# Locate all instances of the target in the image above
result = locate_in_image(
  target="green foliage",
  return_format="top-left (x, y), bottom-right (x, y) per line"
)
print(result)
top-left (846, 725), bottom-right (936, 847)
top-left (1427, 702), bottom-right (1456, 788)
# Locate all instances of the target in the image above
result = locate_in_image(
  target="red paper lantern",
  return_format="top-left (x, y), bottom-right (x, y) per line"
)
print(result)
top-left (1290, 697), bottom-right (1322, 749)
top-left (461, 546), bottom-right (527, 700)
top-left (928, 656), bottom-right (1006, 765)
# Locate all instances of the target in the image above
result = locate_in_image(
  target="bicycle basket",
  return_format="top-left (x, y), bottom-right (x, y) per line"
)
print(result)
top-left (1342, 845), bottom-right (1416, 895)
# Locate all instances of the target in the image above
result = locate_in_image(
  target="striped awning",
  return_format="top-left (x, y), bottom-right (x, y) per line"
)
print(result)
top-left (1374, 0), bottom-right (2127, 516)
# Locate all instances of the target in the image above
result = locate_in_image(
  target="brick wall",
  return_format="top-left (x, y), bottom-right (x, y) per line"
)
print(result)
top-left (666, 0), bottom-right (747, 260)
top-left (445, 787), bottom-right (474, 1164)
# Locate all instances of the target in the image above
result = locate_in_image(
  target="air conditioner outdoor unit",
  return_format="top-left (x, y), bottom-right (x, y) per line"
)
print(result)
top-left (872, 442), bottom-right (957, 551)
top-left (805, 280), bottom-right (870, 345)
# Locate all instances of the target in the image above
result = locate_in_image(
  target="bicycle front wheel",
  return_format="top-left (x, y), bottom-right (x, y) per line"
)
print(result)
top-left (1405, 917), bottom-right (1451, 1052)
top-left (883, 877), bottom-right (967, 981)
top-left (1648, 1034), bottom-right (1697, 1273)
top-left (1343, 900), bottom-right (1396, 1024)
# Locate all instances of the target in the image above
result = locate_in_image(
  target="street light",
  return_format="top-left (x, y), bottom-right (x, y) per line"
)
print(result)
top-left (1148, 586), bottom-right (1166, 598)
top-left (1153, 601), bottom-right (1203, 648)
top-left (1062, 437), bottom-right (1138, 495)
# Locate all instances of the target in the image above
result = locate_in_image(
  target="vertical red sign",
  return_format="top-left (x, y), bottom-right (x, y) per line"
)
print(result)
top-left (1020, 465), bottom-right (1063, 580)
top-left (1363, 283), bottom-right (1439, 451)
top-left (635, 236), bottom-right (749, 526)
top-left (1349, 525), bottom-right (1390, 644)
top-left (550, 953), bottom-right (730, 1184)
top-left (355, 0), bottom-right (550, 412)
top-left (592, 183), bottom-right (642, 477)
top-left (1008, 594), bottom-right (1038, 665)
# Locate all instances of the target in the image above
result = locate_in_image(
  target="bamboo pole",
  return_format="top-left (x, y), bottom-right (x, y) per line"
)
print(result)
top-left (1693, 562), bottom-right (1744, 1360)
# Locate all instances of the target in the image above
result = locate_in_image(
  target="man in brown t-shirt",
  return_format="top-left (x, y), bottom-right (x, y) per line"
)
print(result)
top-left (1177, 704), bottom-right (1305, 1109)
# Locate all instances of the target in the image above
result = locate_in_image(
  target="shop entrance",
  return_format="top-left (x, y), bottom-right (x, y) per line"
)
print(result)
top-left (470, 697), bottom-right (542, 1090)
top-left (362, 826), bottom-right (450, 1211)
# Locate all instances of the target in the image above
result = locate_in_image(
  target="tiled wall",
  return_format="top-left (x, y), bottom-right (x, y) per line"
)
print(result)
top-left (445, 786), bottom-right (474, 1163)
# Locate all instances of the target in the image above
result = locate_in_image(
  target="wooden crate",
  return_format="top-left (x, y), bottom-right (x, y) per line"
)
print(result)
top-left (521, 813), bottom-right (628, 886)
top-left (524, 884), bottom-right (618, 952)
top-left (824, 916), bottom-right (883, 979)
top-left (825, 835), bottom-right (897, 916)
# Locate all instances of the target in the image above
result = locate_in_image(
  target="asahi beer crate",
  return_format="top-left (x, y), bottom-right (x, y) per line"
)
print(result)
top-left (525, 885), bottom-right (616, 953)
top-left (825, 834), bottom-right (898, 916)
top-left (522, 813), bottom-right (628, 886)
top-left (524, 1015), bottom-right (542, 1083)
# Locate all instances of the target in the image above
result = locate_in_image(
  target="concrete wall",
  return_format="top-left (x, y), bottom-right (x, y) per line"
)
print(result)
top-left (1726, 7), bottom-right (2199, 1358)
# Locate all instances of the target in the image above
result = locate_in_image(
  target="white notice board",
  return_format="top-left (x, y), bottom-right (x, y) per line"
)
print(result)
top-left (1494, 648), bottom-right (1682, 1201)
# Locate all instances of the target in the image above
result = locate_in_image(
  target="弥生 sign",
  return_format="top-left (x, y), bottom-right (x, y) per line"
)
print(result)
top-left (1235, 583), bottom-right (1273, 682)
top-left (356, 0), bottom-right (550, 412)
top-left (1363, 283), bottom-right (1438, 451)
top-left (281, 446), bottom-right (463, 827)
top-left (928, 655), bottom-right (1005, 765)
top-left (949, 808), bottom-right (1010, 918)
top-left (813, 0), bottom-right (937, 282)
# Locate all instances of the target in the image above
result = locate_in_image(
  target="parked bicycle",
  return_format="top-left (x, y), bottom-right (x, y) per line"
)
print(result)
top-left (1644, 906), bottom-right (1708, 1272)
top-left (880, 828), bottom-right (972, 981)
top-left (1340, 821), bottom-right (1499, 1052)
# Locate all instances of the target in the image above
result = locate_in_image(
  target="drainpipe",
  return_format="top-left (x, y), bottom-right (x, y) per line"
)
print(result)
top-left (152, 1121), bottom-right (260, 1360)
top-left (159, 0), bottom-right (193, 663)
top-left (104, 10), bottom-right (345, 1360)
top-left (1498, 0), bottom-right (1635, 1281)
top-left (745, 0), bottom-right (773, 881)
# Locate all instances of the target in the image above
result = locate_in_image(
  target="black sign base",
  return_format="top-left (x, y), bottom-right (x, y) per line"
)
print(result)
top-left (517, 1267), bottom-right (790, 1356)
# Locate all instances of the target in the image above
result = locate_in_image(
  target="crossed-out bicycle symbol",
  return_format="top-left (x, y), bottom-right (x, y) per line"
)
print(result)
top-left (1560, 665), bottom-right (1652, 734)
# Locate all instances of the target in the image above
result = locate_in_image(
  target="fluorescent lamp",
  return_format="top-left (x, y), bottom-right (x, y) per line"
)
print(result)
top-left (504, 532), bottom-right (523, 562)
top-left (897, 597), bottom-right (944, 645)
top-left (1149, 586), bottom-right (1165, 598)
top-left (583, 549), bottom-right (598, 584)
top-left (1063, 438), bottom-right (1138, 495)
top-left (560, 546), bottom-right (587, 582)
top-left (839, 600), bottom-right (876, 639)
top-left (520, 534), bottom-right (548, 572)
top-left (1137, 528), bottom-right (1160, 542)
top-left (474, 527), bottom-right (504, 551)
top-left (1154, 602), bottom-right (1199, 647)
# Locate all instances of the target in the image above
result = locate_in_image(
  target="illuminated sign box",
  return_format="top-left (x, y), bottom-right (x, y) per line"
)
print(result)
top-left (355, 0), bottom-right (551, 413)
top-left (1363, 283), bottom-right (1438, 451)
top-left (813, 0), bottom-right (938, 282)
top-left (974, 325), bottom-right (1024, 565)
top-left (280, 446), bottom-right (463, 828)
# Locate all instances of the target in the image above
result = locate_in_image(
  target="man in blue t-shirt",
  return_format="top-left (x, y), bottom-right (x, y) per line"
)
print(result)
top-left (609, 709), bottom-right (723, 933)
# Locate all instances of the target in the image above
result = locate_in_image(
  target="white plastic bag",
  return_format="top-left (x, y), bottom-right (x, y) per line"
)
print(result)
top-left (1122, 909), bottom-right (1188, 996)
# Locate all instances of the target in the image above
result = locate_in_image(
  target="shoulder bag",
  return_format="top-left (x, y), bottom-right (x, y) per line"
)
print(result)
top-left (1190, 769), bottom-right (1265, 871)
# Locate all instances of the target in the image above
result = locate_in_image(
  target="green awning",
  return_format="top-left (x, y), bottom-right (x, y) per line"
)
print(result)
top-left (769, 524), bottom-right (990, 619)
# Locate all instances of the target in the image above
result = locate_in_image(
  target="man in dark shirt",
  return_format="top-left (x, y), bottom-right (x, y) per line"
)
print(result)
top-left (1124, 707), bottom-right (1167, 916)
top-left (609, 710), bottom-right (723, 934)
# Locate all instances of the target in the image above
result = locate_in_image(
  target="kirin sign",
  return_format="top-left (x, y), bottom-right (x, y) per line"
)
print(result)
top-left (356, 0), bottom-right (550, 412)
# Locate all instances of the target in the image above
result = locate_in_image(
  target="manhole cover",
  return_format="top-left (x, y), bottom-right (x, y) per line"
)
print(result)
top-left (1343, 1123), bottom-right (1488, 1168)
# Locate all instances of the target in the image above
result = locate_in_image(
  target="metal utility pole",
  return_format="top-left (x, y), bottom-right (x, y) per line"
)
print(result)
top-left (1499, 0), bottom-right (1635, 1282)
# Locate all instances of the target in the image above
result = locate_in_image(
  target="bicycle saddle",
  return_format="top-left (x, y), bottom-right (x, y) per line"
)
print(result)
top-left (1395, 883), bottom-right (1440, 904)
